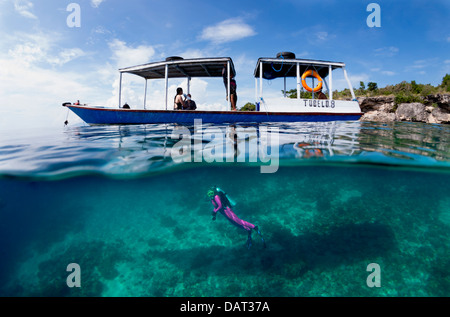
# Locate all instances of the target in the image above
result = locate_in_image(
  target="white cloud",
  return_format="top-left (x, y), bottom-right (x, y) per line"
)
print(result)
top-left (108, 39), bottom-right (156, 68)
top-left (0, 31), bottom-right (98, 129)
top-left (381, 70), bottom-right (396, 76)
top-left (8, 40), bottom-right (47, 66)
top-left (409, 60), bottom-right (427, 69)
top-left (91, 0), bottom-right (105, 8)
top-left (200, 18), bottom-right (256, 44)
top-left (177, 46), bottom-right (229, 60)
top-left (404, 58), bottom-right (439, 72)
top-left (296, 51), bottom-right (309, 58)
top-left (348, 74), bottom-right (370, 86)
top-left (6, 32), bottom-right (86, 67)
top-left (292, 26), bottom-right (335, 44)
top-left (13, 0), bottom-right (37, 19)
top-left (374, 46), bottom-right (399, 57)
top-left (0, 56), bottom-right (97, 129)
top-left (47, 48), bottom-right (86, 66)
top-left (234, 54), bottom-right (255, 74)
top-left (179, 48), bottom-right (208, 59)
top-left (105, 39), bottom-right (170, 109)
top-left (92, 26), bottom-right (109, 35)
top-left (315, 31), bottom-right (335, 42)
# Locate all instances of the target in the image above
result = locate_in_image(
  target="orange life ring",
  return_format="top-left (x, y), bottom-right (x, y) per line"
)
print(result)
top-left (301, 70), bottom-right (323, 93)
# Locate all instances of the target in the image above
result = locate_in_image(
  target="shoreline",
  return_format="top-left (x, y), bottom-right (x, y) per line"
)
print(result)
top-left (355, 93), bottom-right (450, 124)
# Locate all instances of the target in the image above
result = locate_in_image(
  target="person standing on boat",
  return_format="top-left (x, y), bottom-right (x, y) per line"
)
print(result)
top-left (184, 94), bottom-right (197, 110)
top-left (174, 87), bottom-right (186, 110)
top-left (222, 64), bottom-right (237, 111)
top-left (207, 186), bottom-right (266, 249)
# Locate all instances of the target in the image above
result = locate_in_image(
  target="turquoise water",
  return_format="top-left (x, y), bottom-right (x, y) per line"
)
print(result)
top-left (0, 121), bottom-right (449, 297)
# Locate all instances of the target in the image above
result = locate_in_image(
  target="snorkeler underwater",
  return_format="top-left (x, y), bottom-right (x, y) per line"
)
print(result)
top-left (207, 186), bottom-right (266, 249)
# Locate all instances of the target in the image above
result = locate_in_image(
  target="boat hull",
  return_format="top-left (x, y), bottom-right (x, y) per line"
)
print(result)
top-left (66, 105), bottom-right (363, 125)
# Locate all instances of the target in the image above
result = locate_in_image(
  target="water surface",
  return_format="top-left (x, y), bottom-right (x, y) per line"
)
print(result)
top-left (0, 121), bottom-right (449, 296)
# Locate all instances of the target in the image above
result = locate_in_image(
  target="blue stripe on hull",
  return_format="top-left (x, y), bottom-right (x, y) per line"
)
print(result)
top-left (68, 106), bottom-right (362, 125)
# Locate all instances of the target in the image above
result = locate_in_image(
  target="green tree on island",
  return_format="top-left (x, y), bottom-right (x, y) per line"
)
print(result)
top-left (281, 89), bottom-right (312, 99)
top-left (239, 102), bottom-right (256, 111)
top-left (359, 81), bottom-right (365, 92)
top-left (442, 74), bottom-right (450, 92)
top-left (367, 82), bottom-right (378, 92)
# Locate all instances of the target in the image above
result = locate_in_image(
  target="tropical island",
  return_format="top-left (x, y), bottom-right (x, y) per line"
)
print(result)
top-left (240, 74), bottom-right (450, 124)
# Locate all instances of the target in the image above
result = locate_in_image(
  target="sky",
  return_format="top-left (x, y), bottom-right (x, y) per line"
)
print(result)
top-left (0, 0), bottom-right (449, 129)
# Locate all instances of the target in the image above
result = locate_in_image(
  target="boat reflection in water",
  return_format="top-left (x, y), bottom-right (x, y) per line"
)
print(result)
top-left (161, 120), bottom-right (361, 172)
top-left (277, 121), bottom-right (360, 160)
top-left (58, 120), bottom-right (450, 177)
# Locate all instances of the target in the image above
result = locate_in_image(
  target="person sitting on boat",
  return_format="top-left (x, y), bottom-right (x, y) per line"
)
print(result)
top-left (184, 94), bottom-right (197, 110)
top-left (174, 87), bottom-right (186, 110)
top-left (207, 186), bottom-right (266, 249)
top-left (222, 64), bottom-right (237, 111)
top-left (316, 89), bottom-right (328, 100)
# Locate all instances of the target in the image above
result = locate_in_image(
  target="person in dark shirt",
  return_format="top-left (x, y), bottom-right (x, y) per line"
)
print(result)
top-left (185, 94), bottom-right (197, 110)
top-left (222, 65), bottom-right (237, 111)
top-left (316, 89), bottom-right (328, 100)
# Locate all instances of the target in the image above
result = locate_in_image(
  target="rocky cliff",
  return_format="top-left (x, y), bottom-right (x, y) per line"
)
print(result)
top-left (358, 94), bottom-right (450, 124)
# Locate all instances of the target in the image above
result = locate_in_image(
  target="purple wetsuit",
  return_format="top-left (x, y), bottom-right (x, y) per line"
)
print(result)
top-left (211, 194), bottom-right (255, 232)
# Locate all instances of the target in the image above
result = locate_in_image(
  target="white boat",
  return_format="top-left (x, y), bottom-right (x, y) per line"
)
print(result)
top-left (63, 53), bottom-right (363, 124)
top-left (254, 52), bottom-right (361, 115)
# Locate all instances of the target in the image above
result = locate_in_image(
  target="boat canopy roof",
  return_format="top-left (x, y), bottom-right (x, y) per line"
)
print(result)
top-left (119, 57), bottom-right (236, 80)
top-left (254, 58), bottom-right (346, 80)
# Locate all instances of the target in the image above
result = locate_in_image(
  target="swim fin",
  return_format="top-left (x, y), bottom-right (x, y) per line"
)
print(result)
top-left (255, 226), bottom-right (266, 248)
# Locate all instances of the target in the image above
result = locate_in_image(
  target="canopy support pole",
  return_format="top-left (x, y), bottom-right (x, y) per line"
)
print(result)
top-left (343, 67), bottom-right (356, 100)
top-left (255, 78), bottom-right (258, 104)
top-left (323, 75), bottom-right (330, 95)
top-left (227, 61), bottom-right (231, 111)
top-left (329, 65), bottom-right (333, 101)
top-left (144, 79), bottom-right (148, 109)
top-left (187, 76), bottom-right (191, 95)
top-left (284, 77), bottom-right (286, 97)
top-left (164, 64), bottom-right (169, 110)
top-left (118, 72), bottom-right (122, 108)
top-left (296, 63), bottom-right (300, 100)
top-left (259, 62), bottom-right (263, 101)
